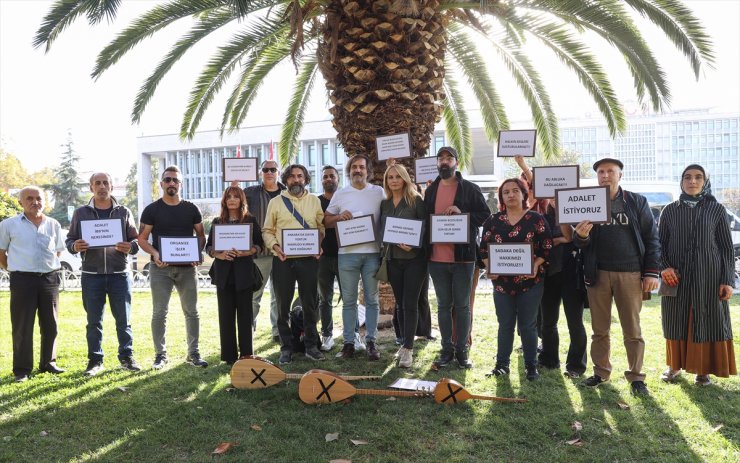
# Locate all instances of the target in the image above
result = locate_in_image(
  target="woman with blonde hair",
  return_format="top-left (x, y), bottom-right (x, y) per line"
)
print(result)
top-left (380, 162), bottom-right (428, 368)
top-left (206, 186), bottom-right (264, 365)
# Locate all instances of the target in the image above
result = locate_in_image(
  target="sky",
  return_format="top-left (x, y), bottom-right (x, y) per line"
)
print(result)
top-left (1, 0), bottom-right (739, 184)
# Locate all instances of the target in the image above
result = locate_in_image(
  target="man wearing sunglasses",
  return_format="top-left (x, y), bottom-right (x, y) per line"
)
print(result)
top-left (138, 166), bottom-right (208, 370)
top-left (243, 160), bottom-right (286, 342)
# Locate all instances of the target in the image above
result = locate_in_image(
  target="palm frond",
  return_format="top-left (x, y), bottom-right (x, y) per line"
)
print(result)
top-left (131, 7), bottom-right (234, 124)
top-left (34, 0), bottom-right (102, 51)
top-left (622, 0), bottom-right (714, 76)
top-left (441, 67), bottom-right (473, 169)
top-left (278, 57), bottom-right (319, 166)
top-left (447, 23), bottom-right (509, 143)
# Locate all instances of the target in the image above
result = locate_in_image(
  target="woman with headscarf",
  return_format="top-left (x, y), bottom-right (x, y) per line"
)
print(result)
top-left (659, 164), bottom-right (736, 386)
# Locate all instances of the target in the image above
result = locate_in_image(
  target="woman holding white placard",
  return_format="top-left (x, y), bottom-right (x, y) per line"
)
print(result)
top-left (480, 178), bottom-right (552, 381)
top-left (206, 186), bottom-right (263, 365)
top-left (379, 163), bottom-right (427, 368)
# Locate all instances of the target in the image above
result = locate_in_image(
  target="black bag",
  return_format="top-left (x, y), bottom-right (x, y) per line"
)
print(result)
top-left (251, 261), bottom-right (264, 292)
top-left (289, 298), bottom-right (306, 353)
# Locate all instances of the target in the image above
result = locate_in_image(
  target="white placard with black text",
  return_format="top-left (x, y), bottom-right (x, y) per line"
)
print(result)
top-left (282, 229), bottom-right (320, 256)
top-left (497, 130), bottom-right (537, 157)
top-left (376, 133), bottom-right (412, 161)
top-left (429, 214), bottom-right (470, 244)
top-left (159, 236), bottom-right (200, 264)
top-left (222, 157), bottom-right (258, 182)
top-left (414, 157), bottom-right (439, 184)
top-left (382, 217), bottom-right (423, 248)
top-left (487, 243), bottom-right (534, 275)
top-left (80, 218), bottom-right (124, 249)
top-left (555, 186), bottom-right (611, 225)
top-left (213, 224), bottom-right (252, 251)
top-left (336, 215), bottom-right (377, 248)
top-left (531, 165), bottom-right (580, 199)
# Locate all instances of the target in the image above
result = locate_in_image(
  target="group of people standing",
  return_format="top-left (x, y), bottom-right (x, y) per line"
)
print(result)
top-left (0, 151), bottom-right (735, 395)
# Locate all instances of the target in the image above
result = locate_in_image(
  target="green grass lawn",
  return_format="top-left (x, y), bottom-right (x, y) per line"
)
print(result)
top-left (0, 289), bottom-right (738, 463)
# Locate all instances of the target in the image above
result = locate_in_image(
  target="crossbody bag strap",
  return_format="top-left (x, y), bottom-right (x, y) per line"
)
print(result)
top-left (281, 196), bottom-right (310, 229)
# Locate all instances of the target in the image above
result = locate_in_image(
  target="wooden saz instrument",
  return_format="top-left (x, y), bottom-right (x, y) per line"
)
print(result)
top-left (298, 370), bottom-right (528, 405)
top-left (230, 356), bottom-right (380, 390)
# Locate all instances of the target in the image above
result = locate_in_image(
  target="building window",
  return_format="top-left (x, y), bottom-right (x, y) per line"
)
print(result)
top-left (307, 144), bottom-right (316, 166)
top-left (321, 143), bottom-right (330, 165)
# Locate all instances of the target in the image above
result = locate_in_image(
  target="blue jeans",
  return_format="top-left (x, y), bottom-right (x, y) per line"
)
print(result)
top-left (81, 272), bottom-right (133, 361)
top-left (428, 261), bottom-right (475, 353)
top-left (149, 265), bottom-right (200, 357)
top-left (338, 253), bottom-right (380, 343)
top-left (494, 280), bottom-right (545, 367)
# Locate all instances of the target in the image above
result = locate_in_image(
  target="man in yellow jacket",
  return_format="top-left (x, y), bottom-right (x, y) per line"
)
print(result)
top-left (262, 164), bottom-right (325, 364)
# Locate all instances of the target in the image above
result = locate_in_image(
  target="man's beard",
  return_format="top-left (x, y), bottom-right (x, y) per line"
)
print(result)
top-left (166, 187), bottom-right (177, 197)
top-left (323, 182), bottom-right (337, 193)
top-left (289, 183), bottom-right (305, 196)
top-left (438, 166), bottom-right (455, 179)
top-left (351, 173), bottom-right (366, 185)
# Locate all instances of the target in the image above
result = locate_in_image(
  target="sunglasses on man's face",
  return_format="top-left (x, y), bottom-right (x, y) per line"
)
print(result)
top-left (262, 167), bottom-right (278, 173)
top-left (162, 177), bottom-right (181, 184)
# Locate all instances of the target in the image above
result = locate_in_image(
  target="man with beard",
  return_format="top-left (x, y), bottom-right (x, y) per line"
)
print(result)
top-left (262, 164), bottom-right (325, 364)
top-left (138, 166), bottom-right (208, 369)
top-left (242, 160), bottom-right (285, 342)
top-left (66, 173), bottom-right (141, 376)
top-left (317, 165), bottom-right (340, 351)
top-left (324, 154), bottom-right (385, 361)
top-left (424, 147), bottom-right (490, 369)
top-left (0, 186), bottom-right (66, 382)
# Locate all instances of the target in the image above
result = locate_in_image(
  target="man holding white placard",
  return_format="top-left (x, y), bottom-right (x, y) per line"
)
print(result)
top-left (424, 147), bottom-right (490, 369)
top-left (324, 154), bottom-right (385, 361)
top-left (262, 164), bottom-right (325, 364)
top-left (66, 173), bottom-right (141, 376)
top-left (574, 158), bottom-right (660, 396)
top-left (138, 166), bottom-right (208, 370)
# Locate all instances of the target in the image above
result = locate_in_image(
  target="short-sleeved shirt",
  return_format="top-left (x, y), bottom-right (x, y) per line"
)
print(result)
top-left (0, 214), bottom-right (65, 272)
top-left (139, 199), bottom-right (202, 252)
top-left (325, 183), bottom-right (385, 254)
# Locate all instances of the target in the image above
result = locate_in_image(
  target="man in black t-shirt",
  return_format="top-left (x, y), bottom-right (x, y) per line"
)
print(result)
top-left (138, 166), bottom-right (208, 370)
top-left (317, 166), bottom-right (340, 351)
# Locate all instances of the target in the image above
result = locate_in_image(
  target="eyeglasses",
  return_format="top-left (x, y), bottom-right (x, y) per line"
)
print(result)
top-left (162, 177), bottom-right (181, 184)
top-left (262, 167), bottom-right (278, 173)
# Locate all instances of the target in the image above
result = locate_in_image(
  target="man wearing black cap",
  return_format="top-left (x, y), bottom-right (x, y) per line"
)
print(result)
top-left (424, 146), bottom-right (490, 368)
top-left (573, 158), bottom-right (660, 395)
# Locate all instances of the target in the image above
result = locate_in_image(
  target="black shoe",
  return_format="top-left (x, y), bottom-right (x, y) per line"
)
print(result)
top-left (272, 335), bottom-right (280, 343)
top-left (119, 357), bottom-right (142, 372)
top-left (337, 343), bottom-right (355, 359)
top-left (525, 364), bottom-right (540, 381)
top-left (152, 354), bottom-right (168, 370)
top-left (83, 360), bottom-right (105, 377)
top-left (305, 347), bottom-right (325, 361)
top-left (434, 350), bottom-right (455, 368)
top-left (394, 337), bottom-right (403, 346)
top-left (583, 374), bottom-right (608, 387)
top-left (279, 350), bottom-right (292, 365)
top-left (39, 362), bottom-right (65, 374)
top-left (631, 380), bottom-right (649, 395)
top-left (486, 364), bottom-right (510, 377)
top-left (14, 374), bottom-right (29, 383)
top-left (186, 353), bottom-right (208, 368)
top-left (455, 351), bottom-right (473, 369)
top-left (366, 341), bottom-right (380, 361)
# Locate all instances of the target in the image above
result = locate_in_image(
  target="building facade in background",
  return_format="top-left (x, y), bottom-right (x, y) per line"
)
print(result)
top-left (137, 108), bottom-right (739, 217)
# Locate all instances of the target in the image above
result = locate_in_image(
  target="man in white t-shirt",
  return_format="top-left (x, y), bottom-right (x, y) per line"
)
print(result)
top-left (324, 154), bottom-right (385, 361)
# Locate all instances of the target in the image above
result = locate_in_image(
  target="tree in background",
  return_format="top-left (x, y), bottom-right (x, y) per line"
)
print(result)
top-left (45, 133), bottom-right (83, 227)
top-left (722, 188), bottom-right (740, 215)
top-left (0, 191), bottom-right (22, 221)
top-left (35, 0), bottom-right (713, 182)
top-left (120, 162), bottom-right (139, 219)
top-left (0, 149), bottom-right (29, 190)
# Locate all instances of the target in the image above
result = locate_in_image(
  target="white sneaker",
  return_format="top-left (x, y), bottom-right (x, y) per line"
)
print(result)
top-left (354, 332), bottom-right (366, 351)
top-left (398, 347), bottom-right (413, 368)
top-left (320, 335), bottom-right (335, 352)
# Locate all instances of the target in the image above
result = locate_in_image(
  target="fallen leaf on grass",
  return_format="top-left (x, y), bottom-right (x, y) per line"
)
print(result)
top-left (325, 432), bottom-right (339, 442)
top-left (712, 424), bottom-right (724, 432)
top-left (571, 421), bottom-right (582, 432)
top-left (212, 442), bottom-right (237, 455)
top-left (329, 460), bottom-right (351, 463)
top-left (590, 417), bottom-right (603, 423)
top-left (350, 439), bottom-right (368, 445)
top-left (250, 424), bottom-right (262, 432)
top-left (565, 437), bottom-right (583, 447)
top-left (616, 401), bottom-right (630, 410)
top-left (386, 397), bottom-right (396, 401)
top-left (39, 431), bottom-right (49, 437)
top-left (430, 363), bottom-right (440, 372)
top-left (225, 388), bottom-right (236, 393)
top-left (117, 386), bottom-right (128, 392)
top-left (603, 430), bottom-right (612, 436)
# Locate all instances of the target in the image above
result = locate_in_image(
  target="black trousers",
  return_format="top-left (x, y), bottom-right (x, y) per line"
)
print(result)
top-left (388, 255), bottom-right (428, 349)
top-left (272, 257), bottom-right (319, 352)
top-left (9, 271), bottom-right (60, 375)
top-left (538, 266), bottom-right (588, 373)
top-left (393, 272), bottom-right (433, 340)
top-left (216, 284), bottom-right (254, 363)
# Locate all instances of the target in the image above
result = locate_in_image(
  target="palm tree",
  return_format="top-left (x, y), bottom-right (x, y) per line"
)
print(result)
top-left (35, 0), bottom-right (713, 180)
